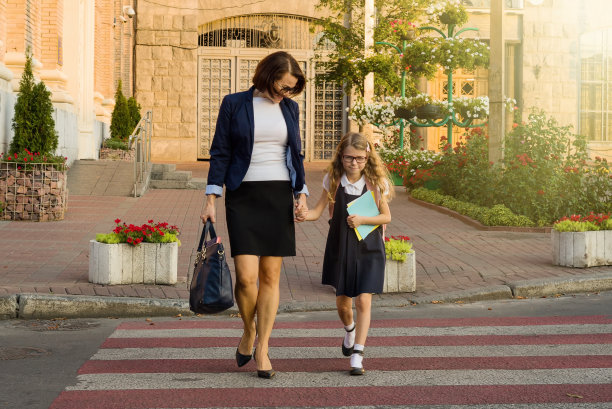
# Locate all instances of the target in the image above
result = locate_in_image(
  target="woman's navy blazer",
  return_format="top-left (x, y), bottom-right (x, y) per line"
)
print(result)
top-left (205, 86), bottom-right (307, 197)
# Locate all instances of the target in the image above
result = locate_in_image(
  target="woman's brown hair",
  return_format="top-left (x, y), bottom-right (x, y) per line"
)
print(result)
top-left (326, 132), bottom-right (394, 203)
top-left (252, 51), bottom-right (306, 98)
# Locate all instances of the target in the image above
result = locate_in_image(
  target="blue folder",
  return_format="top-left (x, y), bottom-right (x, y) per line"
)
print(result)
top-left (346, 190), bottom-right (380, 241)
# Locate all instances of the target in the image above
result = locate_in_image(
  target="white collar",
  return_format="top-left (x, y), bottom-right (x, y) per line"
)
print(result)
top-left (340, 173), bottom-right (365, 189)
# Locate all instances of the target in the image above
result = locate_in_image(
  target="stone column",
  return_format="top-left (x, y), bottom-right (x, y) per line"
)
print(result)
top-left (488, 0), bottom-right (505, 163)
top-left (64, 0), bottom-right (96, 159)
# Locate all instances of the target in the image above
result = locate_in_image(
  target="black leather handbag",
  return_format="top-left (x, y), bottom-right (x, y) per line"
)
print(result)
top-left (189, 220), bottom-right (234, 314)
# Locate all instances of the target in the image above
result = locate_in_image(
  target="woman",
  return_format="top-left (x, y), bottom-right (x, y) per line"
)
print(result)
top-left (200, 51), bottom-right (308, 379)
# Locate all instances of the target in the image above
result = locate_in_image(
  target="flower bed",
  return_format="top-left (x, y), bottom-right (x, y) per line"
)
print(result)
top-left (0, 161), bottom-right (67, 221)
top-left (552, 213), bottom-right (612, 267)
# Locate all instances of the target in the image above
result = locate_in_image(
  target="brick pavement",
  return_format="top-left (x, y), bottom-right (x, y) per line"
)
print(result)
top-left (0, 162), bottom-right (610, 305)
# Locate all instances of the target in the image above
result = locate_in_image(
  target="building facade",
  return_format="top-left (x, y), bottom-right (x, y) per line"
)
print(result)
top-left (0, 0), bottom-right (136, 163)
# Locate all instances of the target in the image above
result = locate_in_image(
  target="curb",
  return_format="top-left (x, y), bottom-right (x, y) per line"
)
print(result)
top-left (508, 271), bottom-right (612, 298)
top-left (2, 272), bottom-right (612, 319)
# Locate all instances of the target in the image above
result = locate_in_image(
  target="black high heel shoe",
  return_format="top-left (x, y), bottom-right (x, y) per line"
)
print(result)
top-left (235, 347), bottom-right (252, 367)
top-left (253, 347), bottom-right (276, 379)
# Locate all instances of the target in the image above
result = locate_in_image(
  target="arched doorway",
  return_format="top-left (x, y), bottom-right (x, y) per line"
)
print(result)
top-left (197, 14), bottom-right (346, 161)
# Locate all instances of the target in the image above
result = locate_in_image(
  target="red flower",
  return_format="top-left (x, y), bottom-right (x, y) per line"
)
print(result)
top-left (114, 219), bottom-right (121, 224)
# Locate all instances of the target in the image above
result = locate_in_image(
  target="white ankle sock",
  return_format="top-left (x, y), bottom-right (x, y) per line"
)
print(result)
top-left (350, 345), bottom-right (364, 368)
top-left (343, 322), bottom-right (355, 348)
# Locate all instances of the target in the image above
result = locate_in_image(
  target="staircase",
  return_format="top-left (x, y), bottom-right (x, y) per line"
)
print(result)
top-left (149, 164), bottom-right (206, 190)
top-left (67, 160), bottom-right (135, 196)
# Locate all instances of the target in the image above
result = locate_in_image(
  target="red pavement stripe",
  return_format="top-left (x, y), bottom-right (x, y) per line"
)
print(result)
top-left (101, 333), bottom-right (612, 349)
top-left (78, 355), bottom-right (612, 374)
top-left (50, 384), bottom-right (612, 408)
top-left (116, 315), bottom-right (612, 330)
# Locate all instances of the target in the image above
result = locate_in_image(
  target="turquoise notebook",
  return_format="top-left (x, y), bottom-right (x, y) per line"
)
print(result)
top-left (346, 190), bottom-right (380, 241)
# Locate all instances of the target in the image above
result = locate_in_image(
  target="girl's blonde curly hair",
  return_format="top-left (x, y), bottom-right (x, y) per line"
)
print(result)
top-left (326, 132), bottom-right (394, 203)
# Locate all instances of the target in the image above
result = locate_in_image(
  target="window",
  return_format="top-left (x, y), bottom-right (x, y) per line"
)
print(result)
top-left (580, 29), bottom-right (612, 142)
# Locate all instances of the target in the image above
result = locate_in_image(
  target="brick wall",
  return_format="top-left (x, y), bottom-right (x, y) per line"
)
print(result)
top-left (94, 0), bottom-right (113, 98)
top-left (0, 0), bottom-right (6, 56)
top-left (40, 0), bottom-right (62, 70)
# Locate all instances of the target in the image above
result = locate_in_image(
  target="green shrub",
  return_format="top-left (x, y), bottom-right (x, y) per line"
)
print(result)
top-left (553, 220), bottom-right (599, 232)
top-left (9, 52), bottom-right (58, 157)
top-left (110, 80), bottom-right (131, 141)
top-left (384, 236), bottom-right (413, 262)
top-left (411, 187), bottom-right (535, 227)
top-left (103, 138), bottom-right (129, 151)
top-left (127, 96), bottom-right (141, 130)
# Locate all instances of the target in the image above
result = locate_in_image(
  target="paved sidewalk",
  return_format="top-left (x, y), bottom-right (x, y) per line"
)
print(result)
top-left (1, 162), bottom-right (611, 318)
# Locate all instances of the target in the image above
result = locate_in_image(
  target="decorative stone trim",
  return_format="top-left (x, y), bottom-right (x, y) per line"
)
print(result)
top-left (89, 240), bottom-right (178, 285)
top-left (551, 230), bottom-right (612, 268)
top-left (0, 162), bottom-right (67, 221)
top-left (383, 252), bottom-right (416, 293)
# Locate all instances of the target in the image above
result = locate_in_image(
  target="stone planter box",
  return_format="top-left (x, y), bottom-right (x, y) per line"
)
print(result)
top-left (0, 162), bottom-right (67, 221)
top-left (551, 230), bottom-right (612, 268)
top-left (383, 252), bottom-right (416, 293)
top-left (89, 240), bottom-right (178, 285)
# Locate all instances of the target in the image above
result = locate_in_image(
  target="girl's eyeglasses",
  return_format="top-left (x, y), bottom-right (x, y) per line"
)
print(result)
top-left (342, 155), bottom-right (367, 164)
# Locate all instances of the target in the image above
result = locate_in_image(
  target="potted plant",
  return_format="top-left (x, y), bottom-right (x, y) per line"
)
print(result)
top-left (348, 98), bottom-right (397, 127)
top-left (551, 213), bottom-right (612, 267)
top-left (89, 219), bottom-right (181, 285)
top-left (426, 0), bottom-right (469, 27)
top-left (431, 36), bottom-right (490, 73)
top-left (384, 235), bottom-right (416, 292)
top-left (391, 93), bottom-right (433, 120)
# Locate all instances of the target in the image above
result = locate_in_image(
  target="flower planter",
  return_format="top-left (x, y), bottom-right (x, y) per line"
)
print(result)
top-left (383, 251), bottom-right (416, 293)
top-left (395, 107), bottom-right (417, 120)
top-left (0, 162), bottom-right (67, 221)
top-left (551, 230), bottom-right (612, 268)
top-left (89, 240), bottom-right (178, 285)
top-left (416, 104), bottom-right (444, 120)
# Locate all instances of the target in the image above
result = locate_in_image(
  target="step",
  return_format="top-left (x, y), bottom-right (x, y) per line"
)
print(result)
top-left (151, 170), bottom-right (192, 181)
top-left (150, 164), bottom-right (177, 173)
top-left (149, 178), bottom-right (206, 190)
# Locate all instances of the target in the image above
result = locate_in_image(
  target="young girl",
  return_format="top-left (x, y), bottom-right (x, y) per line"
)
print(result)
top-left (305, 132), bottom-right (393, 375)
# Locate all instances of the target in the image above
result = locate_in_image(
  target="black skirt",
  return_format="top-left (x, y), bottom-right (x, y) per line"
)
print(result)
top-left (225, 181), bottom-right (295, 257)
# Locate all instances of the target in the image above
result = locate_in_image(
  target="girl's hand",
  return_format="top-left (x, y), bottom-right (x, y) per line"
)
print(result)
top-left (347, 215), bottom-right (362, 229)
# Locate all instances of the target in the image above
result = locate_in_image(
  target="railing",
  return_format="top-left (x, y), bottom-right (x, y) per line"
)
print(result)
top-left (128, 110), bottom-right (153, 197)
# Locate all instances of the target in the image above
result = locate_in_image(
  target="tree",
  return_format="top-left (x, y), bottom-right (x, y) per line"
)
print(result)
top-left (9, 52), bottom-right (58, 156)
top-left (110, 80), bottom-right (131, 140)
top-left (127, 96), bottom-right (141, 131)
top-left (313, 0), bottom-right (432, 97)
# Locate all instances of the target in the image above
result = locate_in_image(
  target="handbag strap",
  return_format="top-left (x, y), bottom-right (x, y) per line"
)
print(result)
top-left (197, 220), bottom-right (217, 252)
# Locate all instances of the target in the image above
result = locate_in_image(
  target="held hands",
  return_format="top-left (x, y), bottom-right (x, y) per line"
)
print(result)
top-left (294, 194), bottom-right (308, 222)
top-left (347, 214), bottom-right (363, 229)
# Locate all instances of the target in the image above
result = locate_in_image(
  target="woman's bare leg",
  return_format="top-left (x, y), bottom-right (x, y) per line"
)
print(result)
top-left (234, 255), bottom-right (259, 356)
top-left (254, 256), bottom-right (282, 371)
top-left (336, 295), bottom-right (353, 326)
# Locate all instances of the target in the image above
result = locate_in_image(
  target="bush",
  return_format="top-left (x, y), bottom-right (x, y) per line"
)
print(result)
top-left (102, 138), bottom-right (129, 151)
top-left (127, 96), bottom-right (141, 130)
top-left (110, 80), bottom-right (131, 141)
top-left (9, 52), bottom-right (58, 157)
top-left (411, 187), bottom-right (535, 227)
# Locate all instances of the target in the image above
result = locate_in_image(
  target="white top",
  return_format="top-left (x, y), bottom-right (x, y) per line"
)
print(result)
top-left (323, 173), bottom-right (389, 196)
top-left (242, 97), bottom-right (290, 182)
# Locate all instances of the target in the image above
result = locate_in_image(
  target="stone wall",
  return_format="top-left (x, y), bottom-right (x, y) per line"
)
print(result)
top-left (134, 0), bottom-right (198, 162)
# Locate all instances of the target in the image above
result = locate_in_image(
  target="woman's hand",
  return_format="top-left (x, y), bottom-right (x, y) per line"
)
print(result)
top-left (294, 194), bottom-right (308, 222)
top-left (347, 215), bottom-right (363, 229)
top-left (200, 195), bottom-right (217, 223)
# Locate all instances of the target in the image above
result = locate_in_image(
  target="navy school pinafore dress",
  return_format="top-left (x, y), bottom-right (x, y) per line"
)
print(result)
top-left (321, 184), bottom-right (386, 297)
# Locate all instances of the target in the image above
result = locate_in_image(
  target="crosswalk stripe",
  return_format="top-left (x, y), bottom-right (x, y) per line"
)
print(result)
top-left (50, 384), bottom-right (612, 408)
top-left (78, 355), bottom-right (612, 374)
top-left (101, 333), bottom-right (612, 348)
top-left (90, 344), bottom-right (612, 360)
top-left (116, 315), bottom-right (612, 330)
top-left (66, 368), bottom-right (612, 391)
top-left (109, 324), bottom-right (612, 338)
